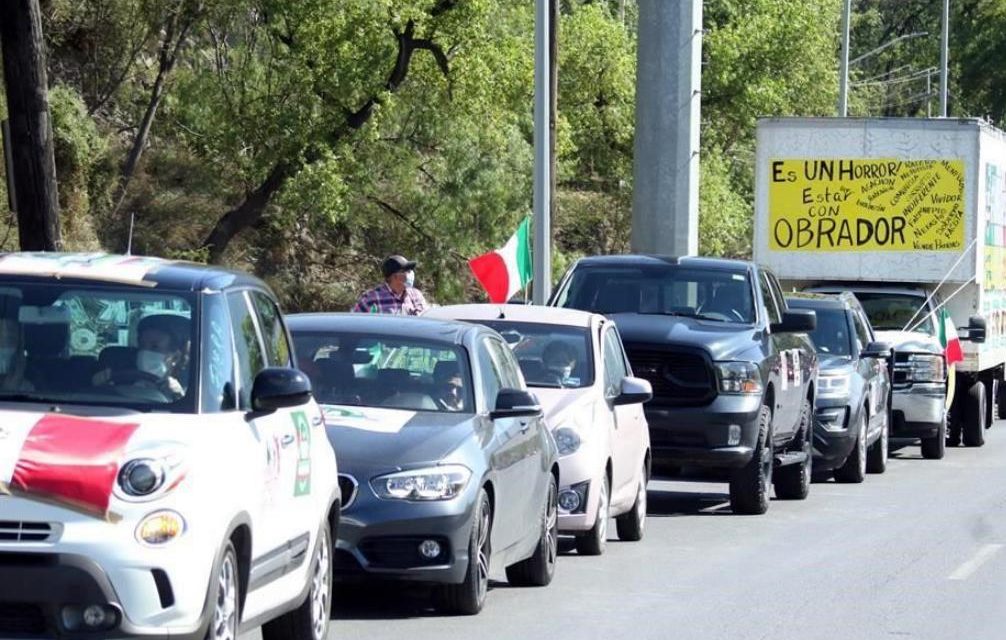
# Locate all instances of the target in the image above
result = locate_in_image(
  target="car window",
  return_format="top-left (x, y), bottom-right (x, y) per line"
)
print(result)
top-left (802, 306), bottom-right (852, 356)
top-left (487, 337), bottom-right (523, 390)
top-left (855, 292), bottom-right (934, 334)
top-left (290, 330), bottom-right (473, 413)
top-left (471, 320), bottom-right (593, 389)
top-left (250, 291), bottom-right (291, 367)
top-left (477, 338), bottom-right (504, 410)
top-left (852, 310), bottom-right (872, 353)
top-left (201, 293), bottom-right (237, 412)
top-left (227, 291), bottom-right (267, 410)
top-left (602, 327), bottom-right (628, 396)
top-left (759, 271), bottom-right (782, 325)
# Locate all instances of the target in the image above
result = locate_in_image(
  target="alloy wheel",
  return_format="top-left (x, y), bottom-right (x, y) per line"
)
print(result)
top-left (310, 528), bottom-right (331, 640)
top-left (212, 552), bottom-right (238, 640)
top-left (476, 495), bottom-right (491, 604)
top-left (596, 478), bottom-right (609, 547)
top-left (545, 483), bottom-right (558, 569)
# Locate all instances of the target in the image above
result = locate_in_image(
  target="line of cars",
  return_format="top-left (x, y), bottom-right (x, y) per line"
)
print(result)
top-left (0, 250), bottom-right (974, 640)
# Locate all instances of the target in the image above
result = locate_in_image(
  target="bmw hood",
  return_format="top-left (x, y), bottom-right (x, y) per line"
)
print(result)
top-left (875, 330), bottom-right (943, 355)
top-left (608, 312), bottom-right (759, 360)
top-left (321, 404), bottom-right (477, 472)
top-left (530, 387), bottom-right (595, 429)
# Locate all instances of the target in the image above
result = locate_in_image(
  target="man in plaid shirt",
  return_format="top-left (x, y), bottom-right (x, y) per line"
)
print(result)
top-left (351, 254), bottom-right (429, 315)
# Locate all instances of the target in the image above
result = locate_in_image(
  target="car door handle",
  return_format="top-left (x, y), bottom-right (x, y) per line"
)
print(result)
top-left (280, 434), bottom-right (296, 447)
top-left (519, 421), bottom-right (530, 434)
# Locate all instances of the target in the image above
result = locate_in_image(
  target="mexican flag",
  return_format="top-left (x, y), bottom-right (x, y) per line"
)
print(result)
top-left (938, 308), bottom-right (964, 366)
top-left (469, 217), bottom-right (533, 303)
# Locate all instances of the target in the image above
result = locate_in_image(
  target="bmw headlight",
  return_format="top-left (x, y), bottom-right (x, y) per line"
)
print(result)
top-left (371, 464), bottom-right (472, 501)
top-left (554, 426), bottom-right (581, 456)
top-left (908, 354), bottom-right (945, 383)
top-left (818, 371), bottom-right (852, 399)
top-left (715, 361), bottom-right (762, 395)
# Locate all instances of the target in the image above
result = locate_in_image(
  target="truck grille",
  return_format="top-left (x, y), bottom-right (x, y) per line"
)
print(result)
top-left (338, 474), bottom-right (358, 510)
top-left (0, 603), bottom-right (46, 635)
top-left (0, 521), bottom-right (57, 543)
top-left (892, 352), bottom-right (911, 387)
top-left (625, 346), bottom-right (715, 406)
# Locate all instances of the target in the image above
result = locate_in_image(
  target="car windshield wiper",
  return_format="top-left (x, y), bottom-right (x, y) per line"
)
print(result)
top-left (0, 392), bottom-right (59, 404)
top-left (638, 310), bottom-right (735, 323)
top-left (528, 382), bottom-right (562, 389)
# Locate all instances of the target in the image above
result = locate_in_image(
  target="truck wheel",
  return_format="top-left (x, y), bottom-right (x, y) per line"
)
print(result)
top-left (729, 405), bottom-right (772, 515)
top-left (866, 415), bottom-right (888, 474)
top-left (774, 399), bottom-right (812, 499)
top-left (261, 520), bottom-right (333, 640)
top-left (997, 378), bottom-right (1006, 420)
top-left (834, 408), bottom-right (867, 483)
top-left (963, 381), bottom-right (987, 447)
top-left (921, 416), bottom-right (947, 459)
top-left (984, 379), bottom-right (994, 429)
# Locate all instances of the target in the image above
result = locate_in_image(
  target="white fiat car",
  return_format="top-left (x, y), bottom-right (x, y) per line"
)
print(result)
top-left (426, 304), bottom-right (652, 555)
top-left (0, 253), bottom-right (339, 640)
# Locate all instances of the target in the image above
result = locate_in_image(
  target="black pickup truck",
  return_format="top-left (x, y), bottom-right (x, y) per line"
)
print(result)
top-left (550, 255), bottom-right (818, 515)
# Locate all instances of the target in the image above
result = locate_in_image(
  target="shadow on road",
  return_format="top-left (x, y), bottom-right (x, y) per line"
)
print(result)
top-left (331, 582), bottom-right (441, 620)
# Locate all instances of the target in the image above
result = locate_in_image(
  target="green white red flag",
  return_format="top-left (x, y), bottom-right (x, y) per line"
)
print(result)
top-left (938, 308), bottom-right (964, 366)
top-left (468, 217), bottom-right (533, 303)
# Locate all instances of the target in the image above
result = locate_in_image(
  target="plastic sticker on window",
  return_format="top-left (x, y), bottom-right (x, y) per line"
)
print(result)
top-left (293, 411), bottom-right (311, 497)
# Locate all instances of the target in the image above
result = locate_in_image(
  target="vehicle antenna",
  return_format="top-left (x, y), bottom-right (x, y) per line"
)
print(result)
top-left (125, 213), bottom-right (136, 256)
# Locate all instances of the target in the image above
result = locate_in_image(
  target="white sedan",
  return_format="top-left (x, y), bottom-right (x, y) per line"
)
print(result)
top-left (426, 304), bottom-right (652, 555)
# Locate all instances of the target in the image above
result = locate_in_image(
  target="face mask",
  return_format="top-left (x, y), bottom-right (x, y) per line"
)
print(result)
top-left (137, 349), bottom-right (169, 378)
top-left (405, 271), bottom-right (416, 288)
top-left (0, 347), bottom-right (15, 375)
top-left (548, 364), bottom-right (574, 379)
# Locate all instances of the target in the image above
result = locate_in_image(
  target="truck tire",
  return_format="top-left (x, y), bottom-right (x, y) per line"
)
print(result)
top-left (920, 416), bottom-right (947, 459)
top-left (963, 381), bottom-right (987, 447)
top-left (774, 399), bottom-right (812, 499)
top-left (834, 407), bottom-right (867, 483)
top-left (729, 405), bottom-right (772, 515)
top-left (997, 378), bottom-right (1006, 420)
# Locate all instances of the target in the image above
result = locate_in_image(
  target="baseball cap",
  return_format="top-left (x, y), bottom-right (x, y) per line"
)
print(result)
top-left (381, 255), bottom-right (417, 278)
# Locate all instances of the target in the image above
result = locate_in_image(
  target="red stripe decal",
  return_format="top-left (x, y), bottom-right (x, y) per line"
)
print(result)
top-left (11, 415), bottom-right (139, 519)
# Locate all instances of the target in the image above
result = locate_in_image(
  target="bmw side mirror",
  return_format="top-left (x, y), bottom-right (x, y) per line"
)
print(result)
top-left (614, 376), bottom-right (652, 406)
top-left (251, 367), bottom-right (312, 413)
top-left (772, 308), bottom-right (817, 334)
top-left (860, 341), bottom-right (893, 360)
top-left (490, 388), bottom-right (542, 420)
top-left (963, 315), bottom-right (986, 344)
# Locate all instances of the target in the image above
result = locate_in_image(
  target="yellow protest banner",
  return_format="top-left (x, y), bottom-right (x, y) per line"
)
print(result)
top-left (768, 159), bottom-right (965, 252)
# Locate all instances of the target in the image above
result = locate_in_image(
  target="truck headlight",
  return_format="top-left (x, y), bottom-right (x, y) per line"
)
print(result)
top-left (371, 465), bottom-right (471, 501)
top-left (908, 354), bottom-right (945, 383)
top-left (715, 362), bottom-right (762, 394)
top-left (554, 426), bottom-right (582, 456)
top-left (818, 372), bottom-right (852, 399)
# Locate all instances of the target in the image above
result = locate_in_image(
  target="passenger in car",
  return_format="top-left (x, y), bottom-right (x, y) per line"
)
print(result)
top-left (0, 311), bottom-right (32, 393)
top-left (93, 314), bottom-right (191, 399)
top-left (433, 360), bottom-right (465, 412)
top-left (542, 341), bottom-right (578, 387)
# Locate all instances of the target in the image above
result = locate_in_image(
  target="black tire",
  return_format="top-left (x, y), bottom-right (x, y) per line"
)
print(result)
top-left (729, 405), bottom-right (772, 515)
top-left (574, 475), bottom-right (609, 556)
top-left (506, 475), bottom-right (558, 587)
top-left (204, 542), bottom-right (240, 640)
top-left (616, 462), bottom-right (648, 542)
top-left (435, 489), bottom-right (491, 615)
top-left (261, 521), bottom-right (333, 640)
top-left (774, 399), bottom-right (812, 499)
top-left (834, 407), bottom-right (867, 483)
top-left (866, 413), bottom-right (888, 474)
top-left (997, 378), bottom-right (1006, 420)
top-left (921, 416), bottom-right (947, 459)
top-left (963, 381), bottom-right (987, 447)
top-left (984, 380), bottom-right (994, 429)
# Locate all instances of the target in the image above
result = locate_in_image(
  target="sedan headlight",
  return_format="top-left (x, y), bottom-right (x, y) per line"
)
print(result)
top-left (715, 361), bottom-right (762, 394)
top-left (371, 464), bottom-right (472, 501)
top-left (908, 354), bottom-right (945, 383)
top-left (554, 426), bottom-right (581, 456)
top-left (818, 372), bottom-right (852, 399)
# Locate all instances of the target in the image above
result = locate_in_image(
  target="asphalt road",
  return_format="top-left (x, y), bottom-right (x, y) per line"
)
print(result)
top-left (246, 424), bottom-right (1006, 640)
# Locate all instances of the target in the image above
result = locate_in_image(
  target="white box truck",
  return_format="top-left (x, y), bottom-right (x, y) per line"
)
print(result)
top-left (753, 117), bottom-right (999, 458)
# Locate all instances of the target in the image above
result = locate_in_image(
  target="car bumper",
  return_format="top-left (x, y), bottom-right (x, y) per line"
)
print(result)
top-left (556, 452), bottom-right (603, 533)
top-left (334, 490), bottom-right (477, 585)
top-left (643, 394), bottom-right (762, 469)
top-left (812, 401), bottom-right (856, 469)
top-left (892, 383), bottom-right (945, 438)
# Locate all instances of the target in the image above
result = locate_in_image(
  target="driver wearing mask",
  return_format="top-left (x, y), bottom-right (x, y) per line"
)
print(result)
top-left (542, 341), bottom-right (577, 387)
top-left (94, 314), bottom-right (190, 399)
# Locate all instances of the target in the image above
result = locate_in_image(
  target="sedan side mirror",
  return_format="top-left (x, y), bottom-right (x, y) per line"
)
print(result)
top-left (251, 367), bottom-right (313, 413)
top-left (772, 308), bottom-right (817, 334)
top-left (861, 341), bottom-right (893, 360)
top-left (490, 388), bottom-right (542, 420)
top-left (963, 315), bottom-right (986, 344)
top-left (613, 376), bottom-right (653, 406)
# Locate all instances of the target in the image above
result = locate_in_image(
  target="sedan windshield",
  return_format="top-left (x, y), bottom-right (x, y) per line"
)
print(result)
top-left (292, 331), bottom-right (474, 413)
top-left (465, 320), bottom-right (593, 389)
top-left (855, 293), bottom-right (933, 334)
top-left (0, 281), bottom-right (195, 411)
top-left (557, 265), bottom-right (755, 324)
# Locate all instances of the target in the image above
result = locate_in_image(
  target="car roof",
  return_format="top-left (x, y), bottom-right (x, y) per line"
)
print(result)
top-left (286, 312), bottom-right (483, 346)
top-left (425, 304), bottom-right (601, 329)
top-left (787, 291), bottom-right (864, 312)
top-left (807, 284), bottom-right (928, 298)
top-left (0, 252), bottom-right (263, 292)
top-left (570, 254), bottom-right (754, 272)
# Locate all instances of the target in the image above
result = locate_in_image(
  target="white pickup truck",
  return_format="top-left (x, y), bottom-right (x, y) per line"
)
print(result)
top-left (753, 117), bottom-right (1001, 458)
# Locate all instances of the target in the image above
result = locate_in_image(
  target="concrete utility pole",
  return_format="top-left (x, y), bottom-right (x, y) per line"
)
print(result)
top-left (838, 0), bottom-right (852, 116)
top-left (532, 0), bottom-right (552, 304)
top-left (939, 0), bottom-right (949, 117)
top-left (631, 0), bottom-right (702, 257)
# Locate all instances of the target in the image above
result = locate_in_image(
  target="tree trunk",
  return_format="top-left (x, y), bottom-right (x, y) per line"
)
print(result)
top-left (0, 0), bottom-right (62, 251)
top-left (203, 163), bottom-right (293, 264)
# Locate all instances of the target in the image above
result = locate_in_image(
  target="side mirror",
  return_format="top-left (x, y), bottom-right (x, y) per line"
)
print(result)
top-left (251, 367), bottom-right (312, 413)
top-left (613, 376), bottom-right (652, 406)
top-left (860, 341), bottom-right (893, 360)
top-left (490, 388), bottom-right (542, 420)
top-left (963, 315), bottom-right (986, 344)
top-left (772, 308), bottom-right (817, 334)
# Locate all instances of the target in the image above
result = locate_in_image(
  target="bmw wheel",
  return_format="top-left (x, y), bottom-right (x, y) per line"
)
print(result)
top-left (506, 474), bottom-right (558, 587)
top-left (436, 488), bottom-right (492, 615)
